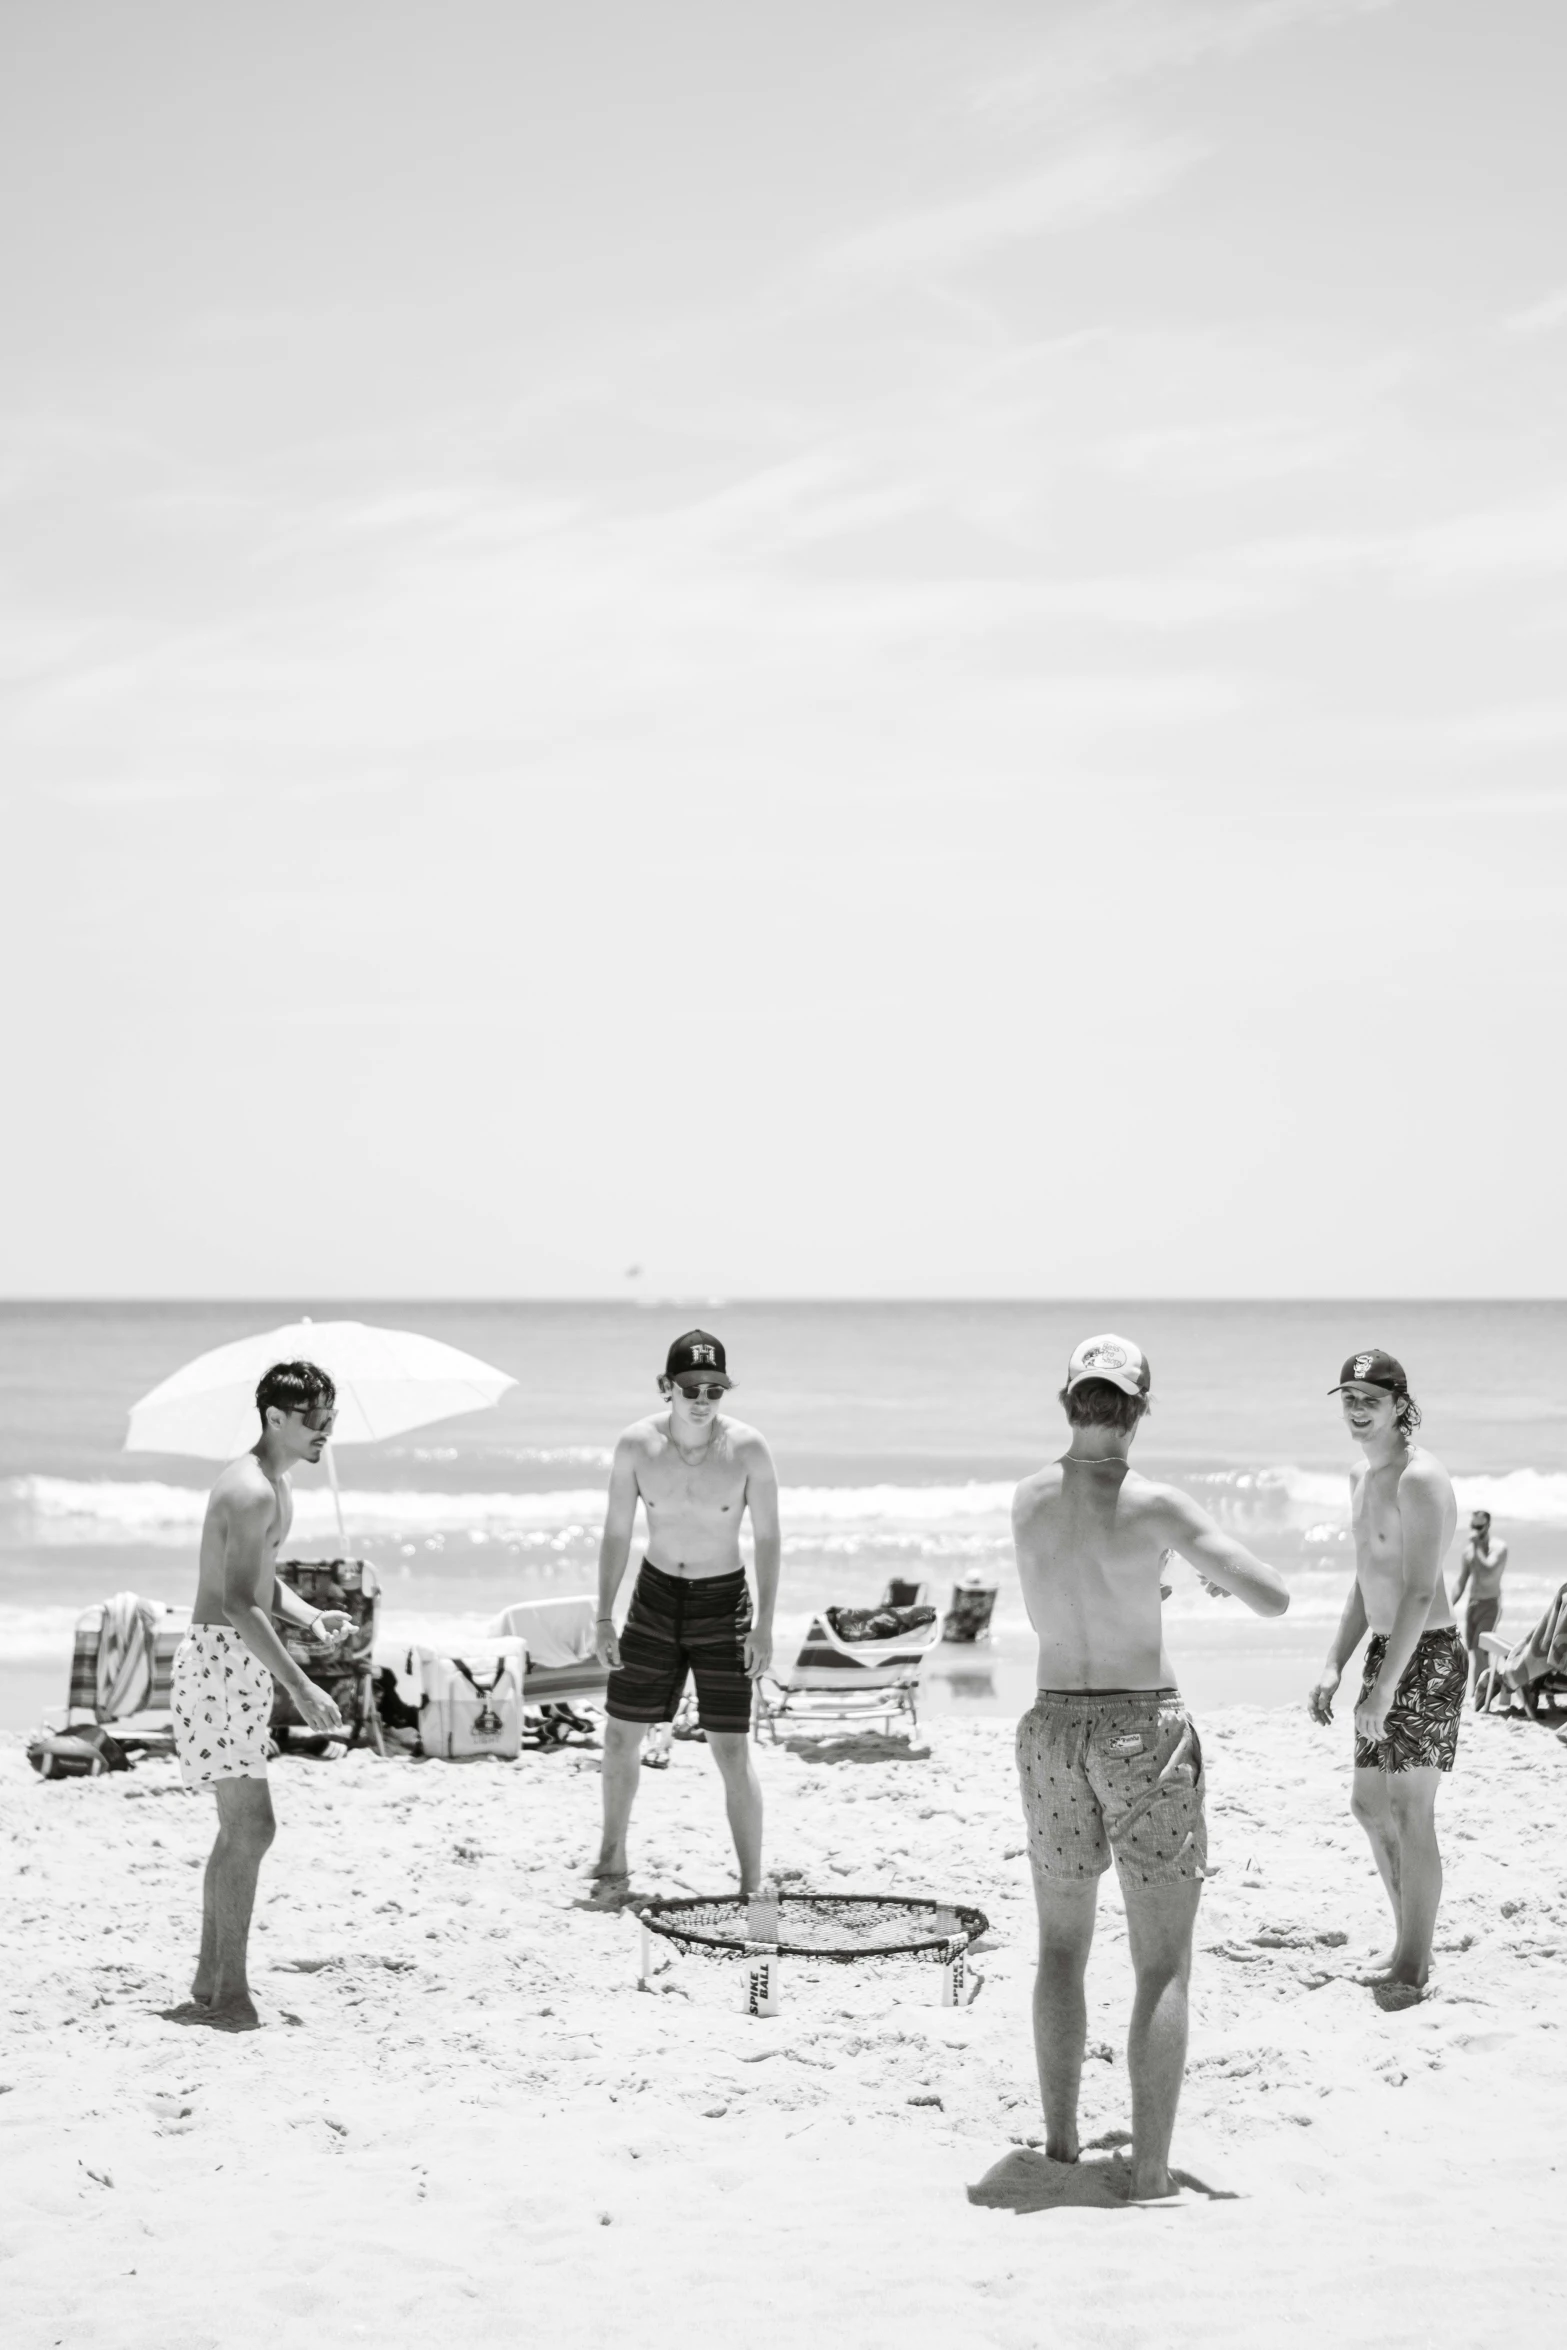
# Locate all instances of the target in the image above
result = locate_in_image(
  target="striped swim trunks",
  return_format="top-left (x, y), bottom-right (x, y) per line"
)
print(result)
top-left (605, 1561), bottom-right (754, 1736)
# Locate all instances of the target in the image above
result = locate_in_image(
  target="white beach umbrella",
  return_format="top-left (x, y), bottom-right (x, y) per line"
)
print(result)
top-left (124, 1317), bottom-right (516, 1547)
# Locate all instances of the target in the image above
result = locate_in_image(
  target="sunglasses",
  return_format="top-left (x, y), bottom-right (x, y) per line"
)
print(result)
top-left (674, 1381), bottom-right (727, 1402)
top-left (293, 1407), bottom-right (337, 1434)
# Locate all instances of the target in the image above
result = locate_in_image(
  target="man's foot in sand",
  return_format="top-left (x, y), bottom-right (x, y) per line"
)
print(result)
top-left (575, 1864), bottom-right (633, 1910)
top-left (1372, 1975), bottom-right (1429, 2011)
top-left (162, 1995), bottom-right (262, 2032)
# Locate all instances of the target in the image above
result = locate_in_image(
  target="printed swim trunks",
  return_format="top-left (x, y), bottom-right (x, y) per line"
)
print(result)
top-left (171, 1625), bottom-right (273, 1792)
top-left (605, 1561), bottom-right (754, 1736)
top-left (1016, 1688), bottom-right (1206, 1889)
top-left (1354, 1626), bottom-right (1466, 1773)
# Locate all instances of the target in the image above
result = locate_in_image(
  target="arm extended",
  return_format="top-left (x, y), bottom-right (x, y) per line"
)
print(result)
top-left (220, 1496), bottom-right (342, 1731)
top-left (594, 1440), bottom-right (640, 1668)
top-left (1156, 1490), bottom-right (1291, 1618)
top-left (743, 1440), bottom-right (781, 1679)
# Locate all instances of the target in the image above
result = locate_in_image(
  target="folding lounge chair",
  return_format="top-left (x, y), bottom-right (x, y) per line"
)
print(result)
top-left (488, 1594), bottom-right (609, 1747)
top-left (270, 1558), bottom-right (385, 1755)
top-left (754, 1601), bottom-right (941, 1742)
top-left (57, 1592), bottom-right (189, 1753)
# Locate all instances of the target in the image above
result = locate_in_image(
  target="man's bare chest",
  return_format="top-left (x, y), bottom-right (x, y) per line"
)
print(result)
top-left (639, 1455), bottom-right (747, 1517)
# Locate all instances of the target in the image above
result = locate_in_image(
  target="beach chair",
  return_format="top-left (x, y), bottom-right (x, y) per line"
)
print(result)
top-left (488, 1594), bottom-right (608, 1748)
top-left (57, 1592), bottom-right (189, 1753)
top-left (754, 1600), bottom-right (941, 1743)
top-left (941, 1572), bottom-right (999, 1645)
top-left (1475, 1584), bottom-right (1567, 1720)
top-left (270, 1559), bottom-right (384, 1755)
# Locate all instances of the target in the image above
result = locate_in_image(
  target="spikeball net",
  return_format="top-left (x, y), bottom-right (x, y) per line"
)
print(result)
top-left (636, 1893), bottom-right (988, 2013)
top-left (639, 1893), bottom-right (988, 1964)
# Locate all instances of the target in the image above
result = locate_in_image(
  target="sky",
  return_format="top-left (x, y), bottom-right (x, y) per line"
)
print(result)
top-left (3, 0), bottom-right (1565, 1299)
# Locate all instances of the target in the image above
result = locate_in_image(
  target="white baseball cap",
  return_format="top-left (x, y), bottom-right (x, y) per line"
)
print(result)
top-left (1065, 1333), bottom-right (1151, 1397)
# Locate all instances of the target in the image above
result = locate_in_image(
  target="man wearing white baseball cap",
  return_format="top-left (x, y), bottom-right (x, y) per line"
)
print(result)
top-left (1013, 1334), bottom-right (1290, 2202)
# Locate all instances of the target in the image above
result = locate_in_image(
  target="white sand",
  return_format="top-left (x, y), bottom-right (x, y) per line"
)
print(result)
top-left (2, 1707), bottom-right (1565, 2349)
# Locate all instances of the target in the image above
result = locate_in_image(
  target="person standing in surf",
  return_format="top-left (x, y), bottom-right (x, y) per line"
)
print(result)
top-left (587, 1330), bottom-right (780, 1904)
top-left (169, 1361), bottom-right (354, 2030)
top-left (1308, 1350), bottom-right (1463, 2008)
top-left (1013, 1335), bottom-right (1289, 2203)
top-left (1452, 1509), bottom-right (1508, 1689)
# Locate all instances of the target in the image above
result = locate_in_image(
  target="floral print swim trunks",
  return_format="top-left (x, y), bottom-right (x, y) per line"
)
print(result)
top-left (1354, 1626), bottom-right (1466, 1774)
top-left (171, 1625), bottom-right (273, 1792)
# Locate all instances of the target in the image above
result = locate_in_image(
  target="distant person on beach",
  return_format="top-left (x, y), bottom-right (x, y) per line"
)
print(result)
top-left (1012, 1335), bottom-right (1290, 2202)
top-left (1308, 1350), bottom-right (1462, 2009)
top-left (587, 1330), bottom-right (780, 1904)
top-left (1452, 1510), bottom-right (1508, 1687)
top-left (167, 1361), bottom-right (353, 2031)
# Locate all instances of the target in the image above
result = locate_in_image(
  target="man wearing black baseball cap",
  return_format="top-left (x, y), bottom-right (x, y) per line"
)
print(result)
top-left (1308, 1350), bottom-right (1462, 2007)
top-left (584, 1330), bottom-right (780, 1904)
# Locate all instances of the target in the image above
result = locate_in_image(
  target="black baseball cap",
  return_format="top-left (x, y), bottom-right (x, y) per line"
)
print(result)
top-left (1328, 1348), bottom-right (1409, 1397)
top-left (665, 1329), bottom-right (732, 1388)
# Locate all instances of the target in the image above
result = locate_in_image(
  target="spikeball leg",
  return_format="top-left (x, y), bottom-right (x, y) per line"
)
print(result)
top-left (746, 1953), bottom-right (780, 2015)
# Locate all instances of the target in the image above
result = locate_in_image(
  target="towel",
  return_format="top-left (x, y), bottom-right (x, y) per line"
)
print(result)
top-left (487, 1595), bottom-right (599, 1670)
top-left (1501, 1582), bottom-right (1567, 1690)
top-left (96, 1592), bottom-right (157, 1720)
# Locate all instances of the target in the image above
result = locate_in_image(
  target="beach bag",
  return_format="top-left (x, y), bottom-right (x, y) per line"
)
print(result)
top-left (417, 1650), bottom-right (524, 1761)
top-left (27, 1725), bottom-right (131, 1779)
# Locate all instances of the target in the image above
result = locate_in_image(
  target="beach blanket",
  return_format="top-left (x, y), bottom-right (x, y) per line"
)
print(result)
top-left (1501, 1583), bottom-right (1567, 1691)
top-left (488, 1595), bottom-right (598, 1670)
top-left (95, 1591), bottom-right (157, 1719)
top-left (826, 1603), bottom-right (937, 1644)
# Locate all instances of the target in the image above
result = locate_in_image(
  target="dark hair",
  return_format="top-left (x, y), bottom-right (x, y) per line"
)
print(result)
top-left (256, 1360), bottom-right (336, 1426)
top-left (1394, 1390), bottom-right (1422, 1436)
top-left (1059, 1378), bottom-right (1150, 1437)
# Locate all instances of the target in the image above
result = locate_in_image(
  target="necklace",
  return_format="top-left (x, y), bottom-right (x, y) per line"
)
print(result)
top-left (670, 1421), bottom-right (718, 1466)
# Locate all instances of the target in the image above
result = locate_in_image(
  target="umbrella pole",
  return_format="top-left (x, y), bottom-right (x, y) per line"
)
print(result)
top-left (324, 1441), bottom-right (349, 1554)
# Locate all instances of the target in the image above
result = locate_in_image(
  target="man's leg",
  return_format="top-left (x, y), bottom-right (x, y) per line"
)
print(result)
top-left (1384, 1767), bottom-right (1443, 1989)
top-left (1350, 1766), bottom-right (1403, 1963)
top-left (201, 1777), bottom-right (275, 2029)
top-left (706, 1730), bottom-right (764, 1896)
top-left (1029, 1876), bottom-right (1099, 2165)
top-left (1122, 1876), bottom-right (1203, 2201)
top-left (594, 1716), bottom-right (646, 1879)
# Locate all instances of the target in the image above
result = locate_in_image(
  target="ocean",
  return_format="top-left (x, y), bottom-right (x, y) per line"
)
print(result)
top-left (3, 1300), bottom-right (1564, 1735)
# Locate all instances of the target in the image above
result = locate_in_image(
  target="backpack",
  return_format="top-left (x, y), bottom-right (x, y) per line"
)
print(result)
top-left (416, 1649), bottom-right (524, 1761)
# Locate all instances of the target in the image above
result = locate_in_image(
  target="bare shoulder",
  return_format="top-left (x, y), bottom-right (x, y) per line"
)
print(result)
top-left (1122, 1472), bottom-right (1203, 1531)
top-left (1397, 1449), bottom-right (1453, 1506)
top-left (724, 1417), bottom-right (773, 1464)
top-left (617, 1414), bottom-right (665, 1458)
top-left (210, 1455), bottom-right (276, 1521)
top-left (1012, 1463), bottom-right (1064, 1522)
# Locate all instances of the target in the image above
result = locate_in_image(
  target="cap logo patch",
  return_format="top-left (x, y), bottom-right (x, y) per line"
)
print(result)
top-left (690, 1344), bottom-right (715, 1365)
top-left (1084, 1343), bottom-right (1127, 1370)
top-left (1353, 1354), bottom-right (1374, 1378)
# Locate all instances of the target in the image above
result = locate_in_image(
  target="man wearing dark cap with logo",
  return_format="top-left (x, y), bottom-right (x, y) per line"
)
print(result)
top-left (1308, 1351), bottom-right (1462, 2008)
top-left (1013, 1335), bottom-right (1290, 2202)
top-left (585, 1330), bottom-right (780, 1904)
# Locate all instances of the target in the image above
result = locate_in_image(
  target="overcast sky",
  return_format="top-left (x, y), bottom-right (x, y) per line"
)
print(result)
top-left (4, 0), bottom-right (1564, 1298)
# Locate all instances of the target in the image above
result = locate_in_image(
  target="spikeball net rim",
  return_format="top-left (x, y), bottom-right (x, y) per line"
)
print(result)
top-left (636, 1892), bottom-right (990, 1965)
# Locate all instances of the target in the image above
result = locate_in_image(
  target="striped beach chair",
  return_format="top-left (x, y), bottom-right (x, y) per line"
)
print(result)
top-left (62, 1592), bottom-right (190, 1750)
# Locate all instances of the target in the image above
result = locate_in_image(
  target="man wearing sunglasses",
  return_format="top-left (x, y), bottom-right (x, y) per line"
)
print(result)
top-left (587, 1330), bottom-right (781, 1904)
top-left (168, 1360), bottom-right (355, 2029)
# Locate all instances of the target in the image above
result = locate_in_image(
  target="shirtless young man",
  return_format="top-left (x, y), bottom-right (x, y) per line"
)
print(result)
top-left (1013, 1336), bottom-right (1289, 2202)
top-left (1308, 1350), bottom-right (1462, 2008)
top-left (589, 1330), bottom-right (781, 1903)
top-left (1452, 1510), bottom-right (1508, 1689)
top-left (168, 1361), bottom-right (353, 2030)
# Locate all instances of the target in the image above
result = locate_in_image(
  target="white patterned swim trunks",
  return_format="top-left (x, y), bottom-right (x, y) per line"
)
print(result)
top-left (171, 1625), bottom-right (273, 1791)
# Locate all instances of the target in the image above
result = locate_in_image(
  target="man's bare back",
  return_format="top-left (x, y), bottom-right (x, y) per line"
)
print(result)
top-left (1014, 1457), bottom-right (1288, 1690)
